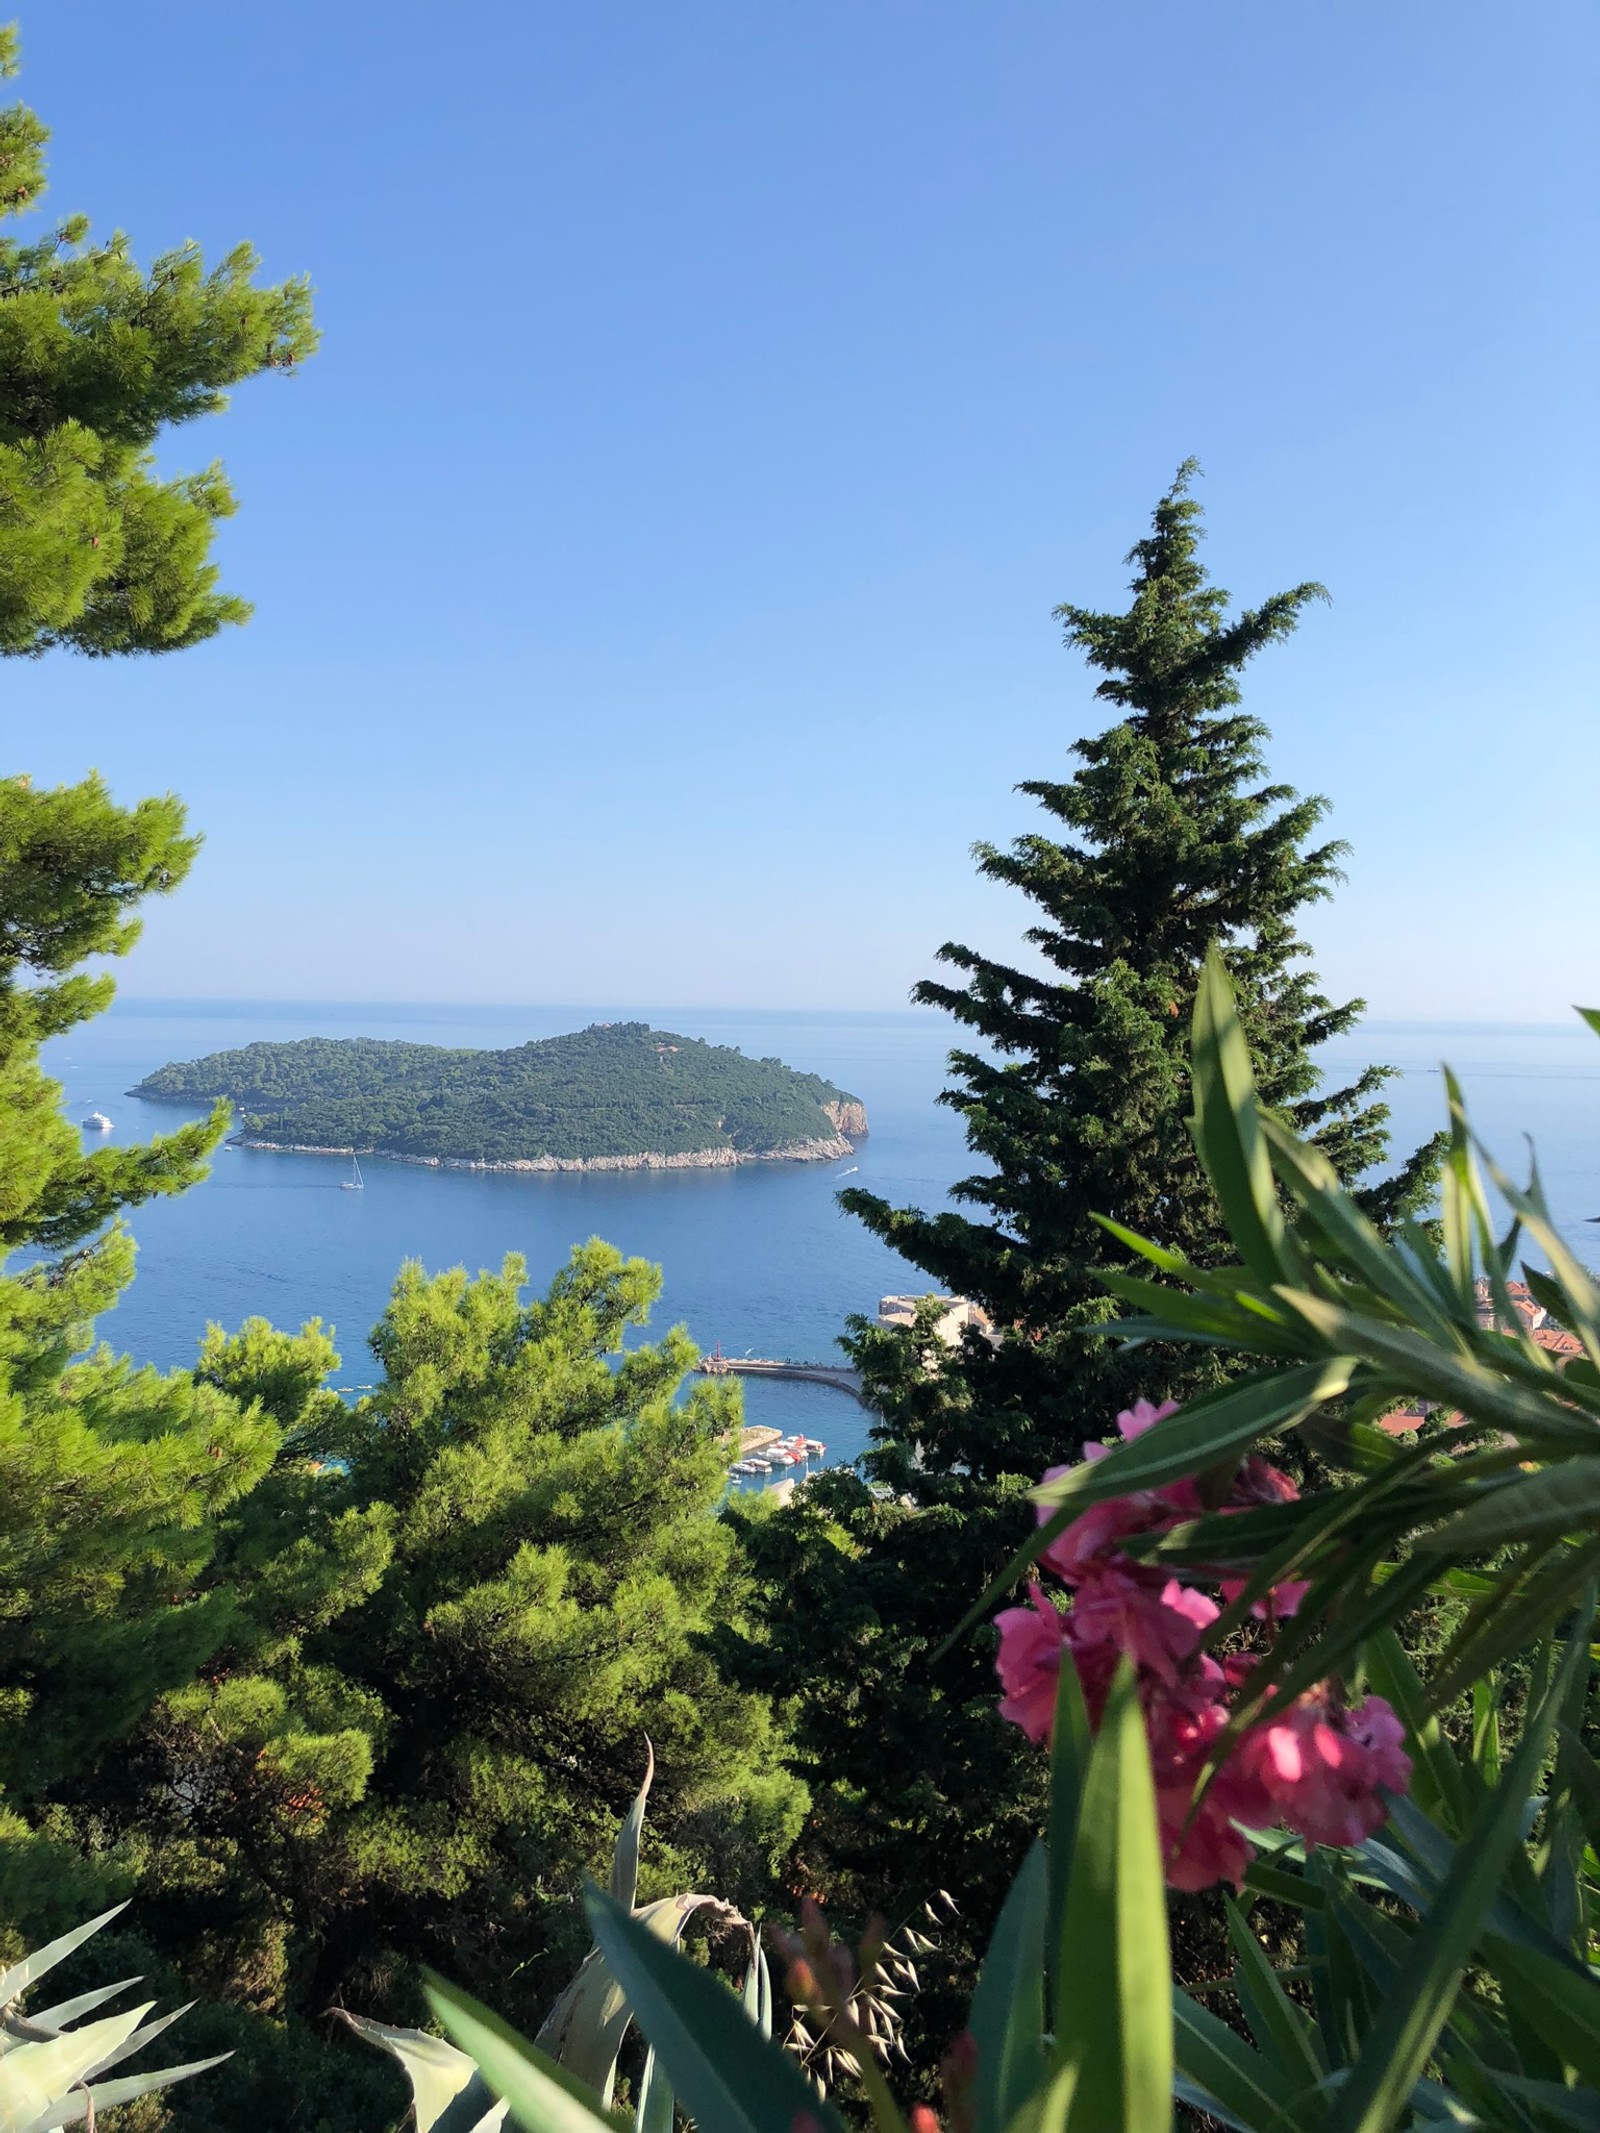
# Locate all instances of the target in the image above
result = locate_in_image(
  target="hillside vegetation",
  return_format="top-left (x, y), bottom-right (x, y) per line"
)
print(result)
top-left (132, 1021), bottom-right (867, 1165)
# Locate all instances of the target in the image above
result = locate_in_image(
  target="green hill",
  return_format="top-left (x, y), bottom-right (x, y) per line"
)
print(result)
top-left (131, 1022), bottom-right (868, 1169)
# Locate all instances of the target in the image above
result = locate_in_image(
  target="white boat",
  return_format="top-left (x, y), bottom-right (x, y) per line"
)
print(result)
top-left (340, 1156), bottom-right (364, 1192)
top-left (83, 1111), bottom-right (112, 1132)
top-left (803, 1439), bottom-right (825, 1455)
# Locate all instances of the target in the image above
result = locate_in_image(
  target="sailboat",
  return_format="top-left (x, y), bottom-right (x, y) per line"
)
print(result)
top-left (340, 1155), bottom-right (364, 1191)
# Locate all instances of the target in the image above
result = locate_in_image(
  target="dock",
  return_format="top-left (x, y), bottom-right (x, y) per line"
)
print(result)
top-left (698, 1353), bottom-right (866, 1404)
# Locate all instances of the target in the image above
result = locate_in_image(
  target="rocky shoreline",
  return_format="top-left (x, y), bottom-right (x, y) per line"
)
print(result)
top-left (233, 1133), bottom-right (857, 1174)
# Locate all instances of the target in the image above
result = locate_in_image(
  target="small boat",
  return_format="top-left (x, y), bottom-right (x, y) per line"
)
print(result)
top-left (83, 1111), bottom-right (112, 1132)
top-left (340, 1156), bottom-right (365, 1192)
top-left (837, 1164), bottom-right (859, 1176)
top-left (803, 1439), bottom-right (825, 1455)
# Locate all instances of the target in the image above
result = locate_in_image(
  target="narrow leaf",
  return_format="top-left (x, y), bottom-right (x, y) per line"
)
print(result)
top-left (1052, 1658), bottom-right (1172, 2132)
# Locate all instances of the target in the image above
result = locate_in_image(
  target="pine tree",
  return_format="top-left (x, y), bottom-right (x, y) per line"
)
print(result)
top-left (728, 469), bottom-right (1439, 2085)
top-left (845, 461), bottom-right (1435, 1484)
top-left (30, 1247), bottom-right (807, 2131)
top-left (0, 26), bottom-right (315, 656)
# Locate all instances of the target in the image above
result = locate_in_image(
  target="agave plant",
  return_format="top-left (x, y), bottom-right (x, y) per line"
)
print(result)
top-left (0, 1904), bottom-right (225, 2133)
top-left (343, 1742), bottom-right (767, 2132)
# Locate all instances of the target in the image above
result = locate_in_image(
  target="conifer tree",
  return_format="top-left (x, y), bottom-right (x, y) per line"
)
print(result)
top-left (728, 470), bottom-right (1439, 2079)
top-left (0, 26), bottom-right (315, 656)
top-left (844, 461), bottom-right (1435, 1483)
top-left (20, 1247), bottom-right (806, 2132)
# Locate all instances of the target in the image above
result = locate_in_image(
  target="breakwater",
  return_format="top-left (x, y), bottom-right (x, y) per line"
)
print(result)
top-left (698, 1354), bottom-right (867, 1404)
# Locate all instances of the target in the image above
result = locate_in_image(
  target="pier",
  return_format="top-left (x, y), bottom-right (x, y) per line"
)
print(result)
top-left (698, 1352), bottom-right (866, 1403)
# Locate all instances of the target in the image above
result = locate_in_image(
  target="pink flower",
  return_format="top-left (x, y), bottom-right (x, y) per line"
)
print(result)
top-left (1068, 1567), bottom-right (1217, 1686)
top-left (1245, 1693), bottom-right (1412, 1849)
top-left (1159, 1787), bottom-right (1255, 1892)
top-left (993, 1586), bottom-right (1065, 1743)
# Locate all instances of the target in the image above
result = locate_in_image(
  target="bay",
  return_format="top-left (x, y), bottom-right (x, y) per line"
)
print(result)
top-left (39, 1002), bottom-right (1600, 1476)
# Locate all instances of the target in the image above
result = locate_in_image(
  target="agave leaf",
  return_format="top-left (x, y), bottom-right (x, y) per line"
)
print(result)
top-left (0, 2005), bottom-right (153, 2133)
top-left (536, 1894), bottom-right (745, 2105)
top-left (738, 1941), bottom-right (771, 2040)
top-left (427, 1976), bottom-right (623, 2133)
top-left (20, 1982), bottom-right (141, 2036)
top-left (633, 2047), bottom-right (672, 2133)
top-left (16, 2055), bottom-right (231, 2133)
top-left (610, 1741), bottom-right (654, 1914)
top-left (0, 1910), bottom-right (128, 2014)
top-left (579, 1888), bottom-right (848, 2133)
top-left (332, 2009), bottom-right (506, 2132)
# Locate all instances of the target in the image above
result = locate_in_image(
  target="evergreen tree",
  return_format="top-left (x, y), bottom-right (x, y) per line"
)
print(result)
top-left (22, 1247), bottom-right (806, 2131)
top-left (845, 461), bottom-right (1434, 1483)
top-left (728, 469), bottom-right (1439, 2081)
top-left (0, 26), bottom-right (315, 656)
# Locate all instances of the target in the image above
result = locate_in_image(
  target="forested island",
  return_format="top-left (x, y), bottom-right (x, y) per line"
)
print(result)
top-left (132, 1021), bottom-right (868, 1171)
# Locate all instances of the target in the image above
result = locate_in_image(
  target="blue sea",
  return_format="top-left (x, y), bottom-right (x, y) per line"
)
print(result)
top-left (38, 1002), bottom-right (1600, 1475)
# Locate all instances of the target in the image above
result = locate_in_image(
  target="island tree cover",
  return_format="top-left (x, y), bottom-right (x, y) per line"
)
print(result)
top-left (726, 469), bottom-right (1440, 2068)
top-left (135, 1023), bottom-right (866, 1165)
top-left (0, 25), bottom-right (315, 656)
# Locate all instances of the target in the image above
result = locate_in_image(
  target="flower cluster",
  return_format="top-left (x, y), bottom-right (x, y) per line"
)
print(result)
top-left (994, 1398), bottom-right (1411, 1890)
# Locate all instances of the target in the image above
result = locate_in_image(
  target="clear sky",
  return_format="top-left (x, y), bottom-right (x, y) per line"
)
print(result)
top-left (12, 1), bottom-right (1598, 1017)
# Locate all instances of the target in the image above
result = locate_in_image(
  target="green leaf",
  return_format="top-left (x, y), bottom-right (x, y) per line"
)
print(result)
top-left (579, 1887), bottom-right (850, 2133)
top-left (1430, 1540), bottom-right (1600, 1709)
top-left (535, 1894), bottom-right (741, 2104)
top-left (971, 1843), bottom-right (1049, 2129)
top-left (633, 2049), bottom-right (672, 2133)
top-left (1052, 1657), bottom-right (1171, 2133)
top-left (1323, 1633), bottom-right (1585, 2133)
top-left (609, 1741), bottom-right (654, 1913)
top-left (1047, 1655), bottom-right (1091, 2009)
top-left (1224, 1897), bottom-right (1324, 2092)
top-left (426, 1975), bottom-right (623, 2133)
top-left (1171, 1990), bottom-right (1307, 2133)
top-left (1189, 947), bottom-right (1298, 1288)
top-left (1416, 1463), bottom-right (1600, 1552)
top-left (1486, 1941), bottom-right (1600, 2088)
top-left (940, 1360), bottom-right (1352, 1659)
top-left (1361, 1631), bottom-right (1473, 1837)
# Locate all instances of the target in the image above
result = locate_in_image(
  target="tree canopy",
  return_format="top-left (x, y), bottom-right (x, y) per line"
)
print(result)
top-left (134, 1023), bottom-right (865, 1166)
top-left (0, 24), bottom-right (315, 657)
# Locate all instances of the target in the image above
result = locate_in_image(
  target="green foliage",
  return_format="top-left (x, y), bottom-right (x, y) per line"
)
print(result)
top-left (6, 1243), bottom-right (804, 2130)
top-left (134, 1024), bottom-right (864, 1166)
top-left (726, 471), bottom-right (1438, 2074)
top-left (842, 462), bottom-right (1436, 1487)
top-left (0, 25), bottom-right (315, 657)
top-left (972, 947), bottom-right (1600, 1725)
top-left (346, 1747), bottom-right (763, 2133)
top-left (408, 1654), bottom-right (1175, 2133)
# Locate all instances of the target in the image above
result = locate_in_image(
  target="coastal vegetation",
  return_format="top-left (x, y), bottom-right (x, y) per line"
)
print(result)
top-left (133, 1024), bottom-right (866, 1167)
top-left (2, 22), bottom-right (1596, 2133)
top-left (724, 472), bottom-right (1444, 2067)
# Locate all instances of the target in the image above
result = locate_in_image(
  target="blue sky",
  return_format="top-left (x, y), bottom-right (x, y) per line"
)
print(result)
top-left (12, 1), bottom-right (1598, 1016)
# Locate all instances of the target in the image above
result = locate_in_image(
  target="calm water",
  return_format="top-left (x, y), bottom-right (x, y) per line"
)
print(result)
top-left (38, 1002), bottom-right (1600, 1474)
